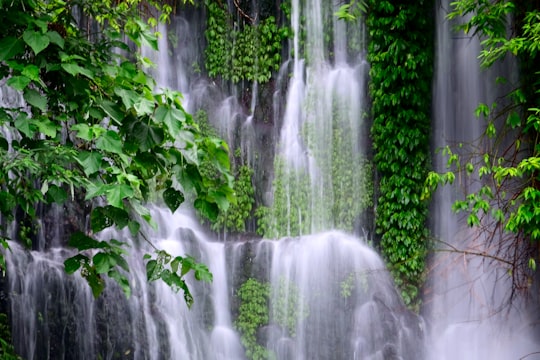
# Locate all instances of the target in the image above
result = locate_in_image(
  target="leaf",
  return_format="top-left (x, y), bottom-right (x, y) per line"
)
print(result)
top-left (0, 37), bottom-right (24, 61)
top-left (61, 63), bottom-right (94, 79)
top-left (106, 184), bottom-right (134, 208)
top-left (146, 259), bottom-right (160, 281)
top-left (69, 231), bottom-right (107, 251)
top-left (108, 269), bottom-right (131, 297)
top-left (24, 89), bottom-right (47, 112)
top-left (14, 113), bottom-right (36, 138)
top-left (64, 254), bottom-right (88, 274)
top-left (154, 105), bottom-right (185, 138)
top-left (35, 117), bottom-right (58, 138)
top-left (96, 130), bottom-right (123, 154)
top-left (77, 151), bottom-right (103, 176)
top-left (71, 124), bottom-right (94, 141)
top-left (194, 198), bottom-right (219, 221)
top-left (46, 30), bottom-right (65, 49)
top-left (93, 252), bottom-right (116, 274)
top-left (114, 87), bottom-right (139, 109)
top-left (91, 205), bottom-right (129, 232)
top-left (22, 65), bottom-right (41, 81)
top-left (23, 29), bottom-right (50, 55)
top-left (46, 184), bottom-right (68, 204)
top-left (163, 187), bottom-right (184, 212)
top-left (131, 121), bottom-right (164, 151)
top-left (7, 76), bottom-right (31, 91)
top-left (99, 100), bottom-right (124, 125)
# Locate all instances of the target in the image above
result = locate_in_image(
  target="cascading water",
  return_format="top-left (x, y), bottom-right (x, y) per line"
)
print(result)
top-left (3, 3), bottom-right (423, 360)
top-left (427, 1), bottom-right (540, 359)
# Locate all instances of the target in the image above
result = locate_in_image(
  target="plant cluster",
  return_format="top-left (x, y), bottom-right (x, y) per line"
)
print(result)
top-left (366, 0), bottom-right (434, 310)
top-left (235, 277), bottom-right (308, 360)
top-left (235, 278), bottom-right (273, 360)
top-left (204, 0), bottom-right (288, 83)
top-left (0, 0), bottom-right (234, 301)
top-left (424, 1), bottom-right (540, 292)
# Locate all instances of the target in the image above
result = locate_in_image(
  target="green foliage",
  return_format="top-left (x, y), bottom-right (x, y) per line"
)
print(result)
top-left (366, 0), bottom-right (434, 310)
top-left (213, 164), bottom-right (255, 233)
top-left (0, 314), bottom-right (21, 360)
top-left (425, 1), bottom-right (540, 279)
top-left (204, 0), bottom-right (288, 83)
top-left (0, 0), bottom-right (234, 301)
top-left (235, 277), bottom-right (307, 360)
top-left (235, 279), bottom-right (273, 360)
top-left (335, 0), bottom-right (368, 22)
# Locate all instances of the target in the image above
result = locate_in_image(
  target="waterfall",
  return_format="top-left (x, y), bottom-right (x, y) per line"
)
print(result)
top-left (270, 0), bottom-right (370, 237)
top-left (6, 205), bottom-right (423, 360)
top-left (427, 1), bottom-right (540, 359)
top-left (4, 1), bottom-right (540, 359)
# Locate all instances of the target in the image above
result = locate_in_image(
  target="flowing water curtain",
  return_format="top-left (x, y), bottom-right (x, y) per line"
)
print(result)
top-left (261, 0), bottom-right (371, 238)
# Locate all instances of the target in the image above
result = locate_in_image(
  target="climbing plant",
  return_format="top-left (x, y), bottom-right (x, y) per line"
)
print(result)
top-left (235, 278), bottom-right (273, 360)
top-left (0, 0), bottom-right (234, 303)
top-left (204, 0), bottom-right (289, 83)
top-left (366, 0), bottom-right (434, 310)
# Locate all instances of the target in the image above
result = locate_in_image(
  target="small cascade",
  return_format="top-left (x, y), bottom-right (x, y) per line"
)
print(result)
top-left (6, 206), bottom-right (423, 360)
top-left (268, 0), bottom-right (370, 237)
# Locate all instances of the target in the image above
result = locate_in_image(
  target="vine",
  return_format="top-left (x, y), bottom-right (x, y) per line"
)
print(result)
top-left (235, 278), bottom-right (273, 360)
top-left (204, 0), bottom-right (288, 83)
top-left (366, 0), bottom-right (434, 310)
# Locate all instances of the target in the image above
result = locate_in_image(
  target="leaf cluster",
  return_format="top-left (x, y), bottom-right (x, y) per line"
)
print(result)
top-left (424, 1), bottom-right (540, 282)
top-left (204, 0), bottom-right (288, 83)
top-left (0, 0), bottom-right (233, 300)
top-left (366, 0), bottom-right (434, 310)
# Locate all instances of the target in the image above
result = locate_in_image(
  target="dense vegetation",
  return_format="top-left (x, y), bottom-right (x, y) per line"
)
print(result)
top-left (366, 0), bottom-right (434, 310)
top-left (424, 0), bottom-right (540, 295)
top-left (0, 0), bottom-right (235, 305)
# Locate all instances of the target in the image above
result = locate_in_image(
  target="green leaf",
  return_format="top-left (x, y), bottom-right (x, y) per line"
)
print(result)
top-left (64, 254), bottom-right (88, 274)
top-left (61, 63), bottom-right (94, 79)
top-left (163, 187), bottom-right (184, 212)
top-left (114, 87), bottom-right (139, 109)
top-left (106, 184), bottom-right (134, 208)
top-left (24, 89), bottom-right (47, 112)
top-left (131, 121), bottom-right (164, 151)
top-left (128, 220), bottom-right (140, 236)
top-left (46, 30), bottom-right (65, 49)
top-left (69, 231), bottom-right (107, 251)
top-left (77, 151), bottom-right (103, 176)
top-left (22, 65), bottom-right (41, 82)
top-left (108, 269), bottom-right (131, 297)
top-left (14, 113), bottom-right (36, 138)
top-left (96, 130), bottom-right (123, 154)
top-left (154, 105), bottom-right (185, 138)
top-left (23, 29), bottom-right (50, 55)
top-left (0, 37), bottom-right (24, 61)
top-left (194, 198), bottom-right (219, 221)
top-left (35, 117), bottom-right (58, 138)
top-left (146, 259), bottom-right (160, 281)
top-left (46, 184), bottom-right (68, 204)
top-left (93, 252), bottom-right (116, 274)
top-left (7, 76), bottom-right (31, 91)
top-left (99, 100), bottom-right (124, 125)
top-left (91, 205), bottom-right (130, 232)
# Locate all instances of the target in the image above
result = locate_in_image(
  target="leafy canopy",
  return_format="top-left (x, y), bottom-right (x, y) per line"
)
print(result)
top-left (0, 0), bottom-right (234, 303)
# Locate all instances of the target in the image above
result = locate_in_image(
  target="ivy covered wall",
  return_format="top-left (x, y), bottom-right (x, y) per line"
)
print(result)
top-left (366, 0), bottom-right (434, 309)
